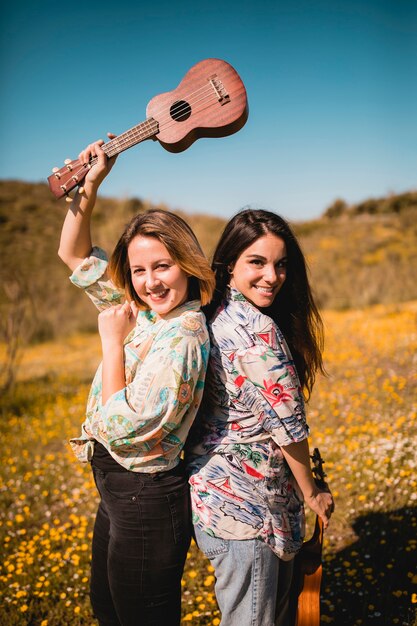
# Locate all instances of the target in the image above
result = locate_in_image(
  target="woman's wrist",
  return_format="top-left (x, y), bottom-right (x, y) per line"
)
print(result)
top-left (77, 178), bottom-right (99, 203)
top-left (303, 487), bottom-right (320, 502)
top-left (101, 339), bottom-right (125, 354)
top-left (101, 344), bottom-right (126, 403)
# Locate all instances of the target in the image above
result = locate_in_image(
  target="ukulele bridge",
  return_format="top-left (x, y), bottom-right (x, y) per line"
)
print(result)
top-left (208, 75), bottom-right (230, 105)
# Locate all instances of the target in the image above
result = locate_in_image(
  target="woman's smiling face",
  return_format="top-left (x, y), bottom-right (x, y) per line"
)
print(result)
top-left (128, 235), bottom-right (189, 317)
top-left (229, 233), bottom-right (287, 309)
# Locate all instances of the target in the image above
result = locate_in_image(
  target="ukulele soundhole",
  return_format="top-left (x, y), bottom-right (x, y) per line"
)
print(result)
top-left (170, 100), bottom-right (191, 122)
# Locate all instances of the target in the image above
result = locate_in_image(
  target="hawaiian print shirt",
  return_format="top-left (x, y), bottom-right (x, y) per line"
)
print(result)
top-left (186, 288), bottom-right (309, 559)
top-left (69, 247), bottom-right (210, 473)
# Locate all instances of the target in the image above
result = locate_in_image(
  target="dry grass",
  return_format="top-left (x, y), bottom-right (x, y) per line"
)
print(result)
top-left (1, 181), bottom-right (417, 358)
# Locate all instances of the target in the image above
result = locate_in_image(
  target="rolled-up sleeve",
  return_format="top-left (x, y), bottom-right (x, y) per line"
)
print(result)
top-left (233, 344), bottom-right (309, 446)
top-left (96, 316), bottom-right (207, 454)
top-left (69, 246), bottom-right (124, 311)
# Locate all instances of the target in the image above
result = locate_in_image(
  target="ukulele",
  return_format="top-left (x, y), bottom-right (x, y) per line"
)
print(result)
top-left (289, 448), bottom-right (329, 626)
top-left (48, 58), bottom-right (248, 200)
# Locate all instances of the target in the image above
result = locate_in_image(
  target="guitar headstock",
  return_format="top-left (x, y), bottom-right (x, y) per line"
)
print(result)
top-left (47, 159), bottom-right (91, 201)
top-left (311, 448), bottom-right (327, 489)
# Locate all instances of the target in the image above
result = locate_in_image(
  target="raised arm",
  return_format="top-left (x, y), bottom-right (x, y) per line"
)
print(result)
top-left (58, 135), bottom-right (117, 271)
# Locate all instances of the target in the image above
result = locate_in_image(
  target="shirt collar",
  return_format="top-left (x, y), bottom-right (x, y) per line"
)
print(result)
top-left (156, 299), bottom-right (202, 322)
top-left (228, 286), bottom-right (248, 303)
top-left (226, 287), bottom-right (273, 326)
top-left (136, 299), bottom-right (201, 324)
top-left (137, 299), bottom-right (202, 326)
top-left (129, 300), bottom-right (201, 346)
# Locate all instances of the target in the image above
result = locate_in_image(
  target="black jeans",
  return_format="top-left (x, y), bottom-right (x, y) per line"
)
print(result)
top-left (90, 462), bottom-right (191, 626)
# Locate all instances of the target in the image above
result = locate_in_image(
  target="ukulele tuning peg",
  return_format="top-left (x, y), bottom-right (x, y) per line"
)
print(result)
top-left (64, 159), bottom-right (71, 165)
top-left (78, 186), bottom-right (85, 194)
top-left (65, 195), bottom-right (74, 203)
top-left (52, 167), bottom-right (59, 173)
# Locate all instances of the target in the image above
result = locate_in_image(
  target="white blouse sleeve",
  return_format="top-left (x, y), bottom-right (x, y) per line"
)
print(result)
top-left (69, 246), bottom-right (124, 311)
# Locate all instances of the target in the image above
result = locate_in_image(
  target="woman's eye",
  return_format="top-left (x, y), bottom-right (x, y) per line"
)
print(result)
top-left (250, 259), bottom-right (263, 266)
top-left (277, 260), bottom-right (287, 269)
top-left (157, 264), bottom-right (170, 270)
top-left (133, 268), bottom-right (144, 275)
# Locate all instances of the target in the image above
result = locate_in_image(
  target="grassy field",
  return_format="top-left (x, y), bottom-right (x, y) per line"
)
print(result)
top-left (1, 302), bottom-right (416, 625)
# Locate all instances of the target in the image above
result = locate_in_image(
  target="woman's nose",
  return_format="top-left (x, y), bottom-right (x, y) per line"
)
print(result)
top-left (263, 265), bottom-right (278, 283)
top-left (145, 271), bottom-right (160, 289)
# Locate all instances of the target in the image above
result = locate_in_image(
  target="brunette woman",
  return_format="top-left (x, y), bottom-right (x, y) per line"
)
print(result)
top-left (186, 209), bottom-right (334, 626)
top-left (58, 137), bottom-right (214, 626)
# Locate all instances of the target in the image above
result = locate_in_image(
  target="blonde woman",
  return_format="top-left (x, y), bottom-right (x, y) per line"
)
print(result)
top-left (58, 137), bottom-right (214, 626)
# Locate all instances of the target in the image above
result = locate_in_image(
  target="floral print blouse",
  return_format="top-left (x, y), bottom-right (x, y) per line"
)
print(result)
top-left (186, 288), bottom-right (309, 560)
top-left (69, 247), bottom-right (210, 473)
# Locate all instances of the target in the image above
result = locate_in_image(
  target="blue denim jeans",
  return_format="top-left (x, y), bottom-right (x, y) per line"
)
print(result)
top-left (90, 462), bottom-right (191, 626)
top-left (194, 525), bottom-right (294, 626)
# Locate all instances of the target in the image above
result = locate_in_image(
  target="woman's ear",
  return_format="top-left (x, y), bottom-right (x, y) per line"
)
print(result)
top-left (227, 264), bottom-right (236, 289)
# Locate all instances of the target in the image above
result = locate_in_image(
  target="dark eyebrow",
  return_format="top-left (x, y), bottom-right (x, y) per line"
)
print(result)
top-left (246, 254), bottom-right (288, 263)
top-left (246, 254), bottom-right (266, 260)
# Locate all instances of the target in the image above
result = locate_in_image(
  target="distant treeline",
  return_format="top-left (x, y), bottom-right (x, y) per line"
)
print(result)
top-left (0, 180), bottom-right (416, 350)
top-left (323, 191), bottom-right (417, 218)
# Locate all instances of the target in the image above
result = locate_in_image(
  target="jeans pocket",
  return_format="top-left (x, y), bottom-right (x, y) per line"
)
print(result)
top-left (94, 469), bottom-right (143, 501)
top-left (167, 486), bottom-right (190, 545)
top-left (194, 525), bottom-right (229, 557)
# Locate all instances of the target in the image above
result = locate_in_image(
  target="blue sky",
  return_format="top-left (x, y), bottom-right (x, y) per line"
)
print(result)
top-left (1, 0), bottom-right (416, 221)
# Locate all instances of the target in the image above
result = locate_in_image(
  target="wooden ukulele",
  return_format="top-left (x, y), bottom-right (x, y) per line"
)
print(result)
top-left (289, 448), bottom-right (329, 626)
top-left (48, 58), bottom-right (248, 200)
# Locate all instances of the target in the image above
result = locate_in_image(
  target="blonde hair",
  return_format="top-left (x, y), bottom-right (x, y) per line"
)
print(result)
top-left (109, 209), bottom-right (215, 308)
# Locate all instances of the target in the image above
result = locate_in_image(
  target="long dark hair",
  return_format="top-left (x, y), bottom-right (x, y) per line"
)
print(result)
top-left (206, 208), bottom-right (325, 398)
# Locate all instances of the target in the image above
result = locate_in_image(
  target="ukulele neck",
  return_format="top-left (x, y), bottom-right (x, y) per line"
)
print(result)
top-left (103, 118), bottom-right (159, 158)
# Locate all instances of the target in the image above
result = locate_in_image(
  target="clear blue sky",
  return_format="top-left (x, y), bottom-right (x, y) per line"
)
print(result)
top-left (1, 0), bottom-right (416, 221)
